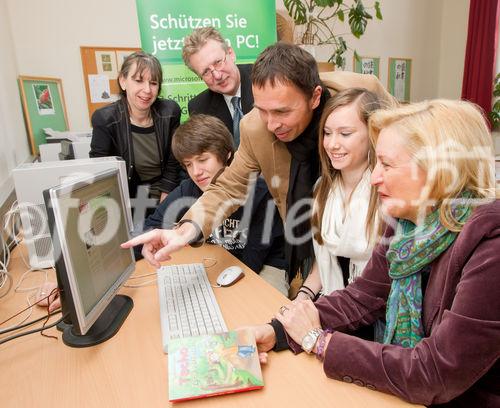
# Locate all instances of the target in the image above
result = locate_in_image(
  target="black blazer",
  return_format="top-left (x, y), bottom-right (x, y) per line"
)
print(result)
top-left (90, 98), bottom-right (181, 198)
top-left (187, 64), bottom-right (253, 135)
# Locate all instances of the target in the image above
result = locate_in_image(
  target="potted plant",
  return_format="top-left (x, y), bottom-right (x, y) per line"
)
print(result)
top-left (284, 0), bottom-right (383, 67)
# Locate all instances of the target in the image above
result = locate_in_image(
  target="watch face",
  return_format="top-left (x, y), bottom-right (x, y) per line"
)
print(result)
top-left (302, 328), bottom-right (322, 353)
top-left (303, 334), bottom-right (315, 352)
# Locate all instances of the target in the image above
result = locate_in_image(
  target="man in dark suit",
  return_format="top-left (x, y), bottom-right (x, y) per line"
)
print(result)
top-left (182, 27), bottom-right (253, 146)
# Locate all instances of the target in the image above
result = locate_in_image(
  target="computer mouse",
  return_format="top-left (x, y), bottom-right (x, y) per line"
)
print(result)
top-left (216, 266), bottom-right (244, 287)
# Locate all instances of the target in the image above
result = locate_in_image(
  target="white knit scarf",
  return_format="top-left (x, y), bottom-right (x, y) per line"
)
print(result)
top-left (313, 169), bottom-right (375, 294)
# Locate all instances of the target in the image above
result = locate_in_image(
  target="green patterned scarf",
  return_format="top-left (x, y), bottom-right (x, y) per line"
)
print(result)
top-left (382, 197), bottom-right (472, 348)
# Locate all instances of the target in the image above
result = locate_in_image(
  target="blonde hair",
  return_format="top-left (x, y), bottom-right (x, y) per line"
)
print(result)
top-left (182, 27), bottom-right (228, 71)
top-left (312, 88), bottom-right (383, 244)
top-left (369, 99), bottom-right (497, 232)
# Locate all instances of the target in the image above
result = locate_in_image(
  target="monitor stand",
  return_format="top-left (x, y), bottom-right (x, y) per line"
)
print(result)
top-left (57, 295), bottom-right (133, 348)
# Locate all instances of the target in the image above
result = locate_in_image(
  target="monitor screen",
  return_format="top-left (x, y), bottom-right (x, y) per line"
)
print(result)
top-left (44, 168), bottom-right (135, 347)
top-left (13, 156), bottom-right (130, 270)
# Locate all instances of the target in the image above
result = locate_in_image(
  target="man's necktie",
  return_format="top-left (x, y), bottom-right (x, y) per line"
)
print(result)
top-left (231, 96), bottom-right (243, 147)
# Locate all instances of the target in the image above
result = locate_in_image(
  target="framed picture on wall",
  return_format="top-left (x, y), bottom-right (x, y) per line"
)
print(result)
top-left (388, 57), bottom-right (412, 102)
top-left (18, 76), bottom-right (69, 155)
top-left (353, 56), bottom-right (380, 78)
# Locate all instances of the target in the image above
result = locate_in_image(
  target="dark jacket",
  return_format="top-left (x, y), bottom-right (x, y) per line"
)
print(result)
top-left (90, 98), bottom-right (181, 197)
top-left (188, 64), bottom-right (253, 136)
top-left (287, 200), bottom-right (500, 407)
top-left (136, 177), bottom-right (286, 272)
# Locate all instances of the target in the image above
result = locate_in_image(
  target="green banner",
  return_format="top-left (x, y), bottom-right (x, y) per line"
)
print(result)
top-left (135, 0), bottom-right (277, 119)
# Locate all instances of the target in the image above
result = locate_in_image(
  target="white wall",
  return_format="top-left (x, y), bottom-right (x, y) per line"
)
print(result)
top-left (438, 0), bottom-right (469, 99)
top-left (1, 0), bottom-right (470, 204)
top-left (6, 0), bottom-right (141, 131)
top-left (0, 0), bottom-right (31, 204)
top-left (5, 0), bottom-right (469, 128)
top-left (276, 0), bottom-right (468, 102)
top-left (5, 0), bottom-right (469, 130)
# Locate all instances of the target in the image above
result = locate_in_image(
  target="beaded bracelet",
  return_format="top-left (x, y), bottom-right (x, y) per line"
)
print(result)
top-left (315, 329), bottom-right (333, 361)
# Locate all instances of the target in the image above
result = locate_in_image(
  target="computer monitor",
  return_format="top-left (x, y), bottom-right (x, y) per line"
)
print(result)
top-left (43, 168), bottom-right (135, 347)
top-left (13, 157), bottom-right (131, 269)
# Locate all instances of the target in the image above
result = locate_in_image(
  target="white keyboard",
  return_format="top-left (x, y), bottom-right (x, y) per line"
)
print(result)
top-left (157, 263), bottom-right (227, 353)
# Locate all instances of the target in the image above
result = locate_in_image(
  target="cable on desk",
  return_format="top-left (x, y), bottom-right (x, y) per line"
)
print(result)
top-left (128, 271), bottom-right (156, 279)
top-left (39, 290), bottom-right (61, 340)
top-left (2, 201), bottom-right (31, 270)
top-left (12, 266), bottom-right (55, 330)
top-left (0, 314), bottom-right (65, 346)
top-left (0, 260), bottom-right (12, 299)
top-left (0, 310), bottom-right (61, 335)
top-left (3, 200), bottom-right (22, 248)
top-left (14, 268), bottom-right (51, 293)
top-left (0, 233), bottom-right (13, 299)
top-left (123, 279), bottom-right (157, 288)
top-left (202, 257), bottom-right (217, 268)
top-left (124, 258), bottom-right (217, 288)
top-left (123, 270), bottom-right (157, 288)
top-left (1, 276), bottom-right (54, 332)
top-left (0, 287), bottom-right (60, 326)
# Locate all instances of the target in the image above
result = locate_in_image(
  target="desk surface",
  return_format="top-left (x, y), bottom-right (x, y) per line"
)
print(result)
top-left (1, 244), bottom-right (421, 408)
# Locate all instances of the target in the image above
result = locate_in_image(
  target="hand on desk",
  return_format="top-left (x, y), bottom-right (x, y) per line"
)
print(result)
top-left (239, 324), bottom-right (277, 364)
top-left (275, 299), bottom-right (321, 347)
top-left (121, 223), bottom-right (197, 268)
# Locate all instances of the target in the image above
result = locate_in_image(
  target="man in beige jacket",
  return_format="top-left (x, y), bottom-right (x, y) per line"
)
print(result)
top-left (123, 42), bottom-right (393, 294)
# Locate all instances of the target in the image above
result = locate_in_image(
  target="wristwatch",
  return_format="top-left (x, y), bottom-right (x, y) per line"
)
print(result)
top-left (301, 328), bottom-right (323, 354)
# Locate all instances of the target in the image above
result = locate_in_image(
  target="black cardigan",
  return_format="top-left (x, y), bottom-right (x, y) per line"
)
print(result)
top-left (90, 97), bottom-right (182, 197)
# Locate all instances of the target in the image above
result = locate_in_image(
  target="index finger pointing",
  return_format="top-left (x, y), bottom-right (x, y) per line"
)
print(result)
top-left (121, 229), bottom-right (162, 248)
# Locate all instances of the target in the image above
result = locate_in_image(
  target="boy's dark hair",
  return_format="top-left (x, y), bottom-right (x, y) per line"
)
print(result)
top-left (251, 42), bottom-right (321, 98)
top-left (172, 114), bottom-right (235, 167)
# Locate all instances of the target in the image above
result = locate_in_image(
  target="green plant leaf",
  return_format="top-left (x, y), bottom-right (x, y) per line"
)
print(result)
top-left (284, 0), bottom-right (308, 25)
top-left (349, 0), bottom-right (373, 38)
top-left (489, 111), bottom-right (500, 128)
top-left (375, 1), bottom-right (383, 19)
top-left (314, 0), bottom-right (336, 6)
top-left (354, 50), bottom-right (360, 62)
top-left (338, 9), bottom-right (345, 22)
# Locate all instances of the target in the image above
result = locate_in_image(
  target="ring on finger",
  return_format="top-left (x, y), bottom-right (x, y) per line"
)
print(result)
top-left (279, 305), bottom-right (289, 315)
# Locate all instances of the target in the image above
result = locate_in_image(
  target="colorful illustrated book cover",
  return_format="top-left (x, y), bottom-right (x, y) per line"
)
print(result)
top-left (168, 330), bottom-right (264, 402)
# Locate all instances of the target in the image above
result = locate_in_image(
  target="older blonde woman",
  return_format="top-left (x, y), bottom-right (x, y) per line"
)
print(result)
top-left (252, 99), bottom-right (499, 407)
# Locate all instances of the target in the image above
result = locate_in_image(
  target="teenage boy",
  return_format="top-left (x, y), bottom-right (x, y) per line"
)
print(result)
top-left (135, 114), bottom-right (288, 295)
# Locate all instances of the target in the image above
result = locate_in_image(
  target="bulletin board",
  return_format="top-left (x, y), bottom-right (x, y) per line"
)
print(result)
top-left (18, 75), bottom-right (69, 155)
top-left (80, 46), bottom-right (140, 121)
top-left (388, 57), bottom-right (412, 102)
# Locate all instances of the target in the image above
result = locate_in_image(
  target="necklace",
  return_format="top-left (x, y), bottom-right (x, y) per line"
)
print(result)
top-left (130, 115), bottom-right (153, 127)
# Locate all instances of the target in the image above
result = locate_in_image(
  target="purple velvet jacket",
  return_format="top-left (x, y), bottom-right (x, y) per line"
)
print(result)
top-left (289, 200), bottom-right (500, 407)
